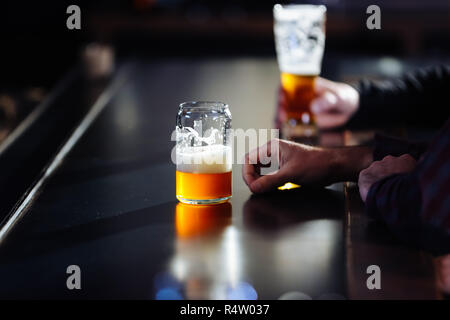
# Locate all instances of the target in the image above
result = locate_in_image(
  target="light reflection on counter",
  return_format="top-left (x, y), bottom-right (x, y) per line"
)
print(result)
top-left (155, 202), bottom-right (257, 300)
top-left (175, 202), bottom-right (232, 238)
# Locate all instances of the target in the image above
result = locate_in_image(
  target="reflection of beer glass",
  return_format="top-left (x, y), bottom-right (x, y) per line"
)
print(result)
top-left (171, 202), bottom-right (251, 299)
top-left (176, 101), bottom-right (232, 204)
top-left (175, 202), bottom-right (232, 238)
top-left (273, 4), bottom-right (326, 137)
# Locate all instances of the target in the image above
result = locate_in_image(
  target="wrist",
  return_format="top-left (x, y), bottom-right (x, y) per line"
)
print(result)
top-left (329, 146), bottom-right (373, 182)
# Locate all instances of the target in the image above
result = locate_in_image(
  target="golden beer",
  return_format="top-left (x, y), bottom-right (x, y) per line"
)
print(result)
top-left (176, 171), bottom-right (232, 203)
top-left (280, 72), bottom-right (316, 124)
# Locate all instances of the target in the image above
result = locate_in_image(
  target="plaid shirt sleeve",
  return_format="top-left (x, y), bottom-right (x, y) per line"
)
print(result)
top-left (365, 119), bottom-right (450, 251)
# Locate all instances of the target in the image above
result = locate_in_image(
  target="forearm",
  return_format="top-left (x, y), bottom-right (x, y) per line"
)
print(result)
top-left (327, 145), bottom-right (373, 183)
top-left (319, 133), bottom-right (427, 184)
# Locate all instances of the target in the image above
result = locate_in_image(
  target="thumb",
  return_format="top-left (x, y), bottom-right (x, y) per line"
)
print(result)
top-left (314, 77), bottom-right (337, 95)
top-left (250, 171), bottom-right (287, 193)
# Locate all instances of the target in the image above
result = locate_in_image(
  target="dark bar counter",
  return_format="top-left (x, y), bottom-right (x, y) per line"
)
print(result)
top-left (0, 58), bottom-right (437, 299)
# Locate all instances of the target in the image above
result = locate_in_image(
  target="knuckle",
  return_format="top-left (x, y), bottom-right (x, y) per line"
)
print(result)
top-left (369, 160), bottom-right (380, 168)
top-left (249, 181), bottom-right (259, 193)
top-left (400, 154), bottom-right (415, 163)
top-left (358, 169), bottom-right (366, 180)
top-left (273, 138), bottom-right (282, 147)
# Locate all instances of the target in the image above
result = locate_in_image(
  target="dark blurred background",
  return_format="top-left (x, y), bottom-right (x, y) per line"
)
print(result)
top-left (0, 0), bottom-right (449, 141)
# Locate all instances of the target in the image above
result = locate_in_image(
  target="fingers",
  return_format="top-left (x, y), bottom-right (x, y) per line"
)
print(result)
top-left (380, 154), bottom-right (417, 173)
top-left (358, 154), bottom-right (418, 202)
top-left (357, 167), bottom-right (373, 203)
top-left (314, 77), bottom-right (337, 95)
top-left (249, 171), bottom-right (288, 194)
top-left (311, 90), bottom-right (344, 129)
top-left (247, 139), bottom-right (280, 165)
top-left (242, 139), bottom-right (284, 193)
top-left (242, 153), bottom-right (259, 187)
top-left (396, 154), bottom-right (417, 168)
top-left (435, 255), bottom-right (450, 294)
top-left (311, 91), bottom-right (338, 114)
top-left (242, 141), bottom-right (268, 188)
top-left (314, 113), bottom-right (348, 130)
top-left (312, 88), bottom-right (346, 129)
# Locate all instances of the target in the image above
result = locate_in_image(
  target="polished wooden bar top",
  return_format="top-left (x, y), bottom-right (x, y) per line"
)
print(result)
top-left (0, 58), bottom-right (438, 299)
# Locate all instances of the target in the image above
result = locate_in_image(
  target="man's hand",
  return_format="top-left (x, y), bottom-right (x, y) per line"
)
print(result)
top-left (311, 77), bottom-right (360, 129)
top-left (358, 154), bottom-right (417, 202)
top-left (242, 139), bottom-right (373, 193)
top-left (435, 254), bottom-right (450, 295)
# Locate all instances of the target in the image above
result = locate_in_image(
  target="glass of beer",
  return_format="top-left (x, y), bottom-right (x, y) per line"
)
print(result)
top-left (176, 101), bottom-right (232, 205)
top-left (273, 4), bottom-right (326, 138)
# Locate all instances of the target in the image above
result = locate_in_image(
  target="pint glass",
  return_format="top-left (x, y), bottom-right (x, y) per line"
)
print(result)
top-left (273, 4), bottom-right (326, 137)
top-left (175, 101), bottom-right (232, 204)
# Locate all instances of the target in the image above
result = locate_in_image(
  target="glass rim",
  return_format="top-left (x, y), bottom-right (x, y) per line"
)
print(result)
top-left (273, 3), bottom-right (327, 16)
top-left (179, 101), bottom-right (229, 111)
top-left (273, 3), bottom-right (327, 10)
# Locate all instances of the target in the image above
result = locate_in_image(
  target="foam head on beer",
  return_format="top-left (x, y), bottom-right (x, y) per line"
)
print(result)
top-left (176, 144), bottom-right (232, 174)
top-left (273, 4), bottom-right (326, 76)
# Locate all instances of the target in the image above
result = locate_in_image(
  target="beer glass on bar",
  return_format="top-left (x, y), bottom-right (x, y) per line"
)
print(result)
top-left (273, 4), bottom-right (326, 138)
top-left (176, 101), bottom-right (232, 204)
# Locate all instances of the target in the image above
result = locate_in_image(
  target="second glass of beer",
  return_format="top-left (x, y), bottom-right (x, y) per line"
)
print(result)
top-left (274, 4), bottom-right (326, 138)
top-left (176, 101), bottom-right (232, 205)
